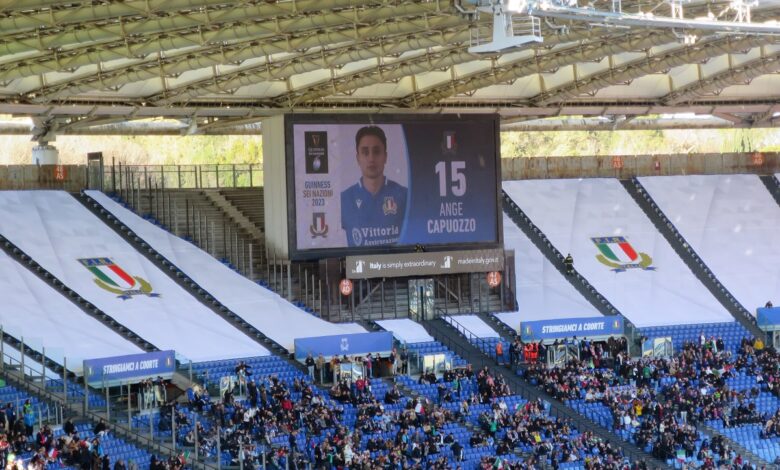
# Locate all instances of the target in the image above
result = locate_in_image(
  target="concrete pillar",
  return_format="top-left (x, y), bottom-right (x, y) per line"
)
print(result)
top-left (32, 145), bottom-right (59, 165)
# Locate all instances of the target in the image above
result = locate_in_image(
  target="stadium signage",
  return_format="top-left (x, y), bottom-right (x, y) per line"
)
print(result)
top-left (757, 307), bottom-right (780, 331)
top-left (79, 257), bottom-right (160, 300)
top-left (83, 350), bottom-right (175, 386)
top-left (294, 332), bottom-right (393, 361)
top-left (591, 237), bottom-right (655, 272)
top-left (286, 114), bottom-right (502, 260)
top-left (520, 317), bottom-right (624, 341)
top-left (486, 271), bottom-right (502, 287)
top-left (339, 279), bottom-right (353, 296)
top-left (345, 248), bottom-right (504, 279)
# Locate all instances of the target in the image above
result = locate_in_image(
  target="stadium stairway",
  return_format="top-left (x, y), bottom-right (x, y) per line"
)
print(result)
top-left (0, 232), bottom-right (190, 415)
top-left (119, 187), bottom-right (330, 318)
top-left (77, 191), bottom-right (311, 378)
top-left (476, 312), bottom-right (521, 341)
top-left (759, 174), bottom-right (780, 207)
top-left (621, 178), bottom-right (765, 340)
top-left (200, 190), bottom-right (264, 246)
top-left (0, 234), bottom-right (157, 376)
top-left (420, 317), bottom-right (673, 469)
top-left (136, 188), bottom-right (266, 282)
top-left (219, 187), bottom-right (265, 233)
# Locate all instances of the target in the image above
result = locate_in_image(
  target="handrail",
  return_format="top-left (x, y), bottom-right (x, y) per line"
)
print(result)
top-left (435, 279), bottom-right (461, 304)
top-left (444, 314), bottom-right (506, 365)
top-left (425, 321), bottom-right (490, 373)
top-left (481, 312), bottom-right (520, 341)
top-left (2, 351), bottom-right (47, 381)
top-left (445, 315), bottom-right (487, 344)
top-left (107, 163), bottom-right (263, 192)
top-left (0, 328), bottom-right (72, 381)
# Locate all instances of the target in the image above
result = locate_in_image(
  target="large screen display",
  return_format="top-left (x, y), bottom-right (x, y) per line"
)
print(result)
top-left (287, 115), bottom-right (500, 257)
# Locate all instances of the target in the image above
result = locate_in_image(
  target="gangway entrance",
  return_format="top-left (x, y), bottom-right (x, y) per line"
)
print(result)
top-left (409, 278), bottom-right (435, 321)
top-left (642, 337), bottom-right (674, 358)
top-left (546, 343), bottom-right (580, 367)
top-left (757, 307), bottom-right (780, 348)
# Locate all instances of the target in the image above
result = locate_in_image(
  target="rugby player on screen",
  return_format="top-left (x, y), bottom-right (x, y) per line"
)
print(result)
top-left (341, 126), bottom-right (407, 247)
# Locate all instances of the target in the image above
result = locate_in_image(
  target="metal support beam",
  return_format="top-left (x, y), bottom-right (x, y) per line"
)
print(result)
top-left (0, 0), bottom-right (432, 81)
top-left (531, 35), bottom-right (780, 105)
top-left (146, 17), bottom-right (473, 106)
top-left (0, 0), bottom-right (407, 55)
top-left (662, 50), bottom-right (780, 104)
top-left (404, 30), bottom-right (678, 106)
top-left (284, 27), bottom-right (611, 105)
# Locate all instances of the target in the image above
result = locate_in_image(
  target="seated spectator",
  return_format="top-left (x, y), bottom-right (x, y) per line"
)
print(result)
top-left (384, 385), bottom-right (401, 404)
top-left (93, 419), bottom-right (107, 438)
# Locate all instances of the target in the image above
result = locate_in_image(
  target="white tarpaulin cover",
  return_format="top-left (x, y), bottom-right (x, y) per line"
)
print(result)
top-left (494, 311), bottom-right (522, 333)
top-left (503, 179), bottom-right (732, 327)
top-left (86, 191), bottom-right (366, 352)
top-left (375, 319), bottom-right (434, 344)
top-left (503, 213), bottom-right (600, 321)
top-left (0, 191), bottom-right (266, 362)
top-left (338, 323), bottom-right (372, 334)
top-left (445, 315), bottom-right (500, 338)
top-left (639, 174), bottom-right (780, 313)
top-left (0, 249), bottom-right (142, 373)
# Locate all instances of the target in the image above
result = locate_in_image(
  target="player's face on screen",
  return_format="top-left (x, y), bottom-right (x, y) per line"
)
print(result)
top-left (356, 135), bottom-right (387, 179)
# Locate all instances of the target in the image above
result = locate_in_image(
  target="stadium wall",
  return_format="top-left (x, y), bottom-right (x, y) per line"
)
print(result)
top-left (502, 151), bottom-right (780, 180)
top-left (261, 115), bottom-right (289, 257)
top-left (0, 152), bottom-right (778, 191)
top-left (0, 164), bottom-right (87, 191)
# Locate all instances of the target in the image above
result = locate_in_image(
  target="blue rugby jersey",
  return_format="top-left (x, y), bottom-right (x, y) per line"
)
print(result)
top-left (340, 177), bottom-right (407, 247)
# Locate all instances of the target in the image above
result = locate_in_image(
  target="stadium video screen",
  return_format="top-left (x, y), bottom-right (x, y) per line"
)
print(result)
top-left (287, 114), bottom-right (501, 257)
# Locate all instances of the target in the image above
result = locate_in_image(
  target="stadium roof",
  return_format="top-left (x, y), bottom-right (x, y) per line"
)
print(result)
top-left (1, 0), bottom-right (780, 136)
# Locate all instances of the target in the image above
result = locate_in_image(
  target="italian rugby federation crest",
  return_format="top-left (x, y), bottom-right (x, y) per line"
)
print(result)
top-left (309, 212), bottom-right (328, 238)
top-left (591, 237), bottom-right (655, 273)
top-left (79, 258), bottom-right (160, 300)
top-left (382, 196), bottom-right (397, 215)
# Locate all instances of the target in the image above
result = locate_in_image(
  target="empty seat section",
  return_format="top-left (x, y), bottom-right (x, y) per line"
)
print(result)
top-left (86, 190), bottom-right (365, 352)
top-left (639, 174), bottom-right (780, 313)
top-left (0, 191), bottom-right (264, 362)
top-left (501, 212), bottom-right (600, 323)
top-left (503, 179), bottom-right (732, 327)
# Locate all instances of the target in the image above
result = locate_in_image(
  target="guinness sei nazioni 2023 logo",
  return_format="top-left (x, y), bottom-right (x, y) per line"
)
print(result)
top-left (79, 258), bottom-right (160, 300)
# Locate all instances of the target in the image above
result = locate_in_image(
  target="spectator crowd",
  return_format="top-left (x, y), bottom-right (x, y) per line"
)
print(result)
top-left (524, 332), bottom-right (778, 468)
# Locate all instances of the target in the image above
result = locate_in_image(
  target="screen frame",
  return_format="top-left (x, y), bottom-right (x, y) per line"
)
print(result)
top-left (284, 113), bottom-right (503, 261)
